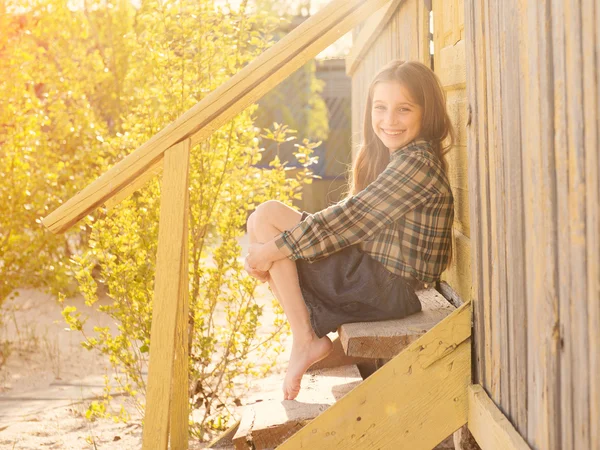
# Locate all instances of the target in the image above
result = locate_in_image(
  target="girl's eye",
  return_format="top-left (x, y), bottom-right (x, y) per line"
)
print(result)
top-left (374, 105), bottom-right (386, 110)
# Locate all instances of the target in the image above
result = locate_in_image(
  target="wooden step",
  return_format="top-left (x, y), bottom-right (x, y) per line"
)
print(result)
top-left (232, 365), bottom-right (362, 450)
top-left (339, 288), bottom-right (456, 359)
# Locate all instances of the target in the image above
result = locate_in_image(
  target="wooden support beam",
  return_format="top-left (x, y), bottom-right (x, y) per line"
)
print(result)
top-left (141, 139), bottom-right (191, 450)
top-left (42, 0), bottom-right (391, 232)
top-left (467, 384), bottom-right (531, 450)
top-left (169, 194), bottom-right (190, 450)
top-left (278, 301), bottom-right (472, 450)
top-left (345, 0), bottom-right (403, 76)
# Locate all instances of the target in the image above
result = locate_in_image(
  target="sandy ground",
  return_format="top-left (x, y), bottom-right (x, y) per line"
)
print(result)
top-left (0, 237), bottom-right (292, 449)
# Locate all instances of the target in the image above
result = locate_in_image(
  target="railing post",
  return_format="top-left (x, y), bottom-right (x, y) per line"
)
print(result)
top-left (170, 201), bottom-right (190, 449)
top-left (142, 139), bottom-right (191, 450)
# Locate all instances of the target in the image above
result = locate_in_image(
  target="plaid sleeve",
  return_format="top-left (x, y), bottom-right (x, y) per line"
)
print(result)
top-left (274, 152), bottom-right (436, 262)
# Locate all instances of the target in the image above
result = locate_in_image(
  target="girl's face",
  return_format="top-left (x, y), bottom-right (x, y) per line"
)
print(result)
top-left (371, 81), bottom-right (423, 152)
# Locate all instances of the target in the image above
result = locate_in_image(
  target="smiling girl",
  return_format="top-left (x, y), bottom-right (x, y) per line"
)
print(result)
top-left (245, 60), bottom-right (455, 400)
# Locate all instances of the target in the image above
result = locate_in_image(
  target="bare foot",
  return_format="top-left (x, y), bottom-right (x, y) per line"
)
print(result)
top-left (283, 335), bottom-right (333, 400)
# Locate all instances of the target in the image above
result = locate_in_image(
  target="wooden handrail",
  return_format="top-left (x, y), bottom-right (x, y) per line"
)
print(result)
top-left (41, 0), bottom-right (390, 234)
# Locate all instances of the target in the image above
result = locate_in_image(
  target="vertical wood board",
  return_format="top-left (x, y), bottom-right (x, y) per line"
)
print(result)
top-left (485, 0), bottom-right (510, 409)
top-left (169, 169), bottom-right (190, 450)
top-left (551, 1), bottom-right (574, 448)
top-left (464, 0), bottom-right (486, 388)
top-left (474, 0), bottom-right (494, 394)
top-left (564, 1), bottom-right (591, 448)
top-left (581, 1), bottom-right (600, 448)
top-left (499, 0), bottom-right (527, 433)
top-left (518, 0), bottom-right (561, 447)
top-left (432, 0), bottom-right (471, 305)
top-left (141, 140), bottom-right (191, 450)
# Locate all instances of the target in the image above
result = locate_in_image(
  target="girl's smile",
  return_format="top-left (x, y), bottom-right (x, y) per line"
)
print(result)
top-left (371, 81), bottom-right (423, 152)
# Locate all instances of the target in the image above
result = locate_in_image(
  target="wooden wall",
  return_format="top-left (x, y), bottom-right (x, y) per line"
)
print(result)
top-left (466, 0), bottom-right (600, 449)
top-left (347, 0), bottom-right (599, 448)
top-left (432, 0), bottom-right (470, 303)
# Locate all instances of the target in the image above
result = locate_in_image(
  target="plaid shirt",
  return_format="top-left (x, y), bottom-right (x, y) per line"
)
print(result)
top-left (274, 140), bottom-right (454, 283)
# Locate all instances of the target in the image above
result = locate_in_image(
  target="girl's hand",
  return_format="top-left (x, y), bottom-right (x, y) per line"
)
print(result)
top-left (244, 258), bottom-right (270, 283)
top-left (246, 243), bottom-right (273, 272)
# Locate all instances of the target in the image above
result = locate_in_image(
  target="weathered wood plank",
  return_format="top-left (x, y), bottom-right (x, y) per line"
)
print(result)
top-left (345, 0), bottom-right (403, 76)
top-left (564, 1), bottom-right (591, 448)
top-left (338, 288), bottom-right (455, 359)
top-left (551, 2), bottom-right (574, 448)
top-left (582, 2), bottom-right (600, 448)
top-left (232, 365), bottom-right (362, 450)
top-left (141, 140), bottom-right (191, 450)
top-left (499, 0), bottom-right (527, 434)
top-left (438, 281), bottom-right (465, 308)
top-left (42, 0), bottom-right (391, 234)
top-left (481, 1), bottom-right (500, 401)
top-left (433, 0), bottom-right (470, 310)
top-left (519, 0), bottom-right (561, 447)
top-left (473, 0), bottom-right (493, 392)
top-left (279, 302), bottom-right (472, 450)
top-left (467, 384), bottom-right (532, 450)
top-left (464, 0), bottom-right (484, 388)
top-left (484, 0), bottom-right (509, 409)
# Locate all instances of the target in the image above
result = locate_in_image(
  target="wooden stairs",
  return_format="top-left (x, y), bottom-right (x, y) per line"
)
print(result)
top-left (209, 288), bottom-right (471, 450)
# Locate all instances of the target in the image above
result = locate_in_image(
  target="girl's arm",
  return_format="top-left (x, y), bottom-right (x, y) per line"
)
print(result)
top-left (272, 150), bottom-right (439, 263)
top-left (246, 240), bottom-right (286, 271)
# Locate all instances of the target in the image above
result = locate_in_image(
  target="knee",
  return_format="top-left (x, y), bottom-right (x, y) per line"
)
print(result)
top-left (253, 200), bottom-right (283, 226)
top-left (247, 210), bottom-right (256, 233)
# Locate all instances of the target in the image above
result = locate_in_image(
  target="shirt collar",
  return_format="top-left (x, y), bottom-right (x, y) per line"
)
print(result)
top-left (390, 139), bottom-right (431, 159)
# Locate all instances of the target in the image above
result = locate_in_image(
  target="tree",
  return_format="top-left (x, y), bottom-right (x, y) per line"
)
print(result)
top-left (0, 0), bottom-right (127, 314)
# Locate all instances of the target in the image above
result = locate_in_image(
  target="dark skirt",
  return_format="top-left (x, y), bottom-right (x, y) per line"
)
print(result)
top-left (294, 215), bottom-right (423, 338)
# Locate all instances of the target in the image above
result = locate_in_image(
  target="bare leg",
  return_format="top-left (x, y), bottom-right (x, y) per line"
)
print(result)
top-left (247, 202), bottom-right (333, 400)
top-left (246, 212), bottom-right (279, 296)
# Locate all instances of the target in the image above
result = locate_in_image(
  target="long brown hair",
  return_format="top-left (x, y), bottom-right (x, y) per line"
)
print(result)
top-left (349, 60), bottom-right (455, 195)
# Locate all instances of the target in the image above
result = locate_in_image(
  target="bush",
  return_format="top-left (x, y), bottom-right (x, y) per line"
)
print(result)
top-left (47, 0), bottom-right (325, 437)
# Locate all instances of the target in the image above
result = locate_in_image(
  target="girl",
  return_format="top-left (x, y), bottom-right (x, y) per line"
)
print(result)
top-left (245, 60), bottom-right (455, 400)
